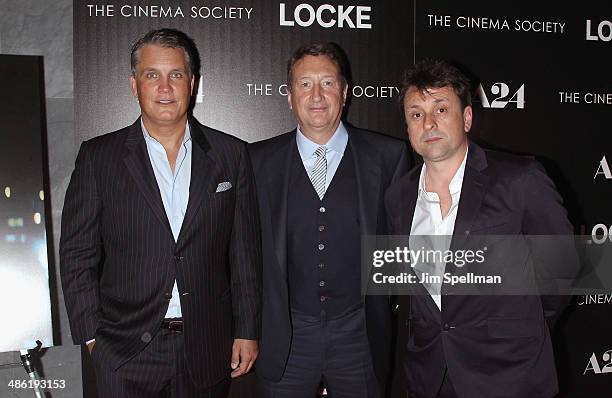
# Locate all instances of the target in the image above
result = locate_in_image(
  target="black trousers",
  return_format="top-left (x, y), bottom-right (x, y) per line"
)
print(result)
top-left (435, 369), bottom-right (457, 398)
top-left (257, 306), bottom-right (380, 398)
top-left (92, 328), bottom-right (230, 398)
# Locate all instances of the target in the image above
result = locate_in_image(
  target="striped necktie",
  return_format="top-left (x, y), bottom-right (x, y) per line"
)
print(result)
top-left (310, 146), bottom-right (328, 200)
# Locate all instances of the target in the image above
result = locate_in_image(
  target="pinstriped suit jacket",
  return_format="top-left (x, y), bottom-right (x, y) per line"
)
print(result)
top-left (60, 117), bottom-right (262, 388)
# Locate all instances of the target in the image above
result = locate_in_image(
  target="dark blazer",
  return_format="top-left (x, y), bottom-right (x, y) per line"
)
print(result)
top-left (249, 126), bottom-right (409, 389)
top-left (385, 141), bottom-right (576, 398)
top-left (60, 117), bottom-right (261, 388)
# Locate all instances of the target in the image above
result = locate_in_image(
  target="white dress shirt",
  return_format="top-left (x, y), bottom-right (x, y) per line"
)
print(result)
top-left (410, 148), bottom-right (468, 310)
top-left (142, 119), bottom-right (192, 319)
top-left (296, 121), bottom-right (349, 196)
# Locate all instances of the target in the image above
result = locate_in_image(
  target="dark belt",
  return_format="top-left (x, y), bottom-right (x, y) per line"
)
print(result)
top-left (160, 318), bottom-right (183, 332)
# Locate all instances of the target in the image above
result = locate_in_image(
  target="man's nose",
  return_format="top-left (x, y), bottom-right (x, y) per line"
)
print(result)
top-left (158, 77), bottom-right (171, 92)
top-left (423, 112), bottom-right (436, 130)
top-left (311, 84), bottom-right (322, 101)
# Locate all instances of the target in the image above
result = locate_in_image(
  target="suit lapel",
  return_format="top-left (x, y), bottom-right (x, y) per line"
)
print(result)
top-left (177, 121), bottom-right (218, 247)
top-left (350, 130), bottom-right (384, 295)
top-left (123, 119), bottom-right (173, 238)
top-left (266, 133), bottom-right (295, 275)
top-left (445, 143), bottom-right (490, 282)
top-left (349, 130), bottom-right (381, 237)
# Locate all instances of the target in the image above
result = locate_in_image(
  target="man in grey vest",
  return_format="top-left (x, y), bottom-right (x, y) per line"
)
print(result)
top-left (250, 42), bottom-right (409, 398)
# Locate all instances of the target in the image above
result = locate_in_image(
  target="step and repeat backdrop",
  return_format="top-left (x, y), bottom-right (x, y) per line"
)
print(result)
top-left (74, 1), bottom-right (611, 396)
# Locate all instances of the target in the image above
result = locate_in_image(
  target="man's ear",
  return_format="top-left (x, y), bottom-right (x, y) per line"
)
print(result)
top-left (129, 75), bottom-right (138, 98)
top-left (463, 105), bottom-right (473, 133)
top-left (287, 90), bottom-right (293, 110)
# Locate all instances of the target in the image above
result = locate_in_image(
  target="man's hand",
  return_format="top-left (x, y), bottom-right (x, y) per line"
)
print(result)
top-left (87, 341), bottom-right (95, 354)
top-left (230, 339), bottom-right (258, 378)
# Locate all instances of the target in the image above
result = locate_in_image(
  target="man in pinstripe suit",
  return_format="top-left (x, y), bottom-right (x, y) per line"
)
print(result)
top-left (60, 29), bottom-right (261, 397)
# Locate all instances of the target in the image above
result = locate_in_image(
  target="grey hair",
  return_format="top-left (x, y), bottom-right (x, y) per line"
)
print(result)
top-left (130, 28), bottom-right (199, 77)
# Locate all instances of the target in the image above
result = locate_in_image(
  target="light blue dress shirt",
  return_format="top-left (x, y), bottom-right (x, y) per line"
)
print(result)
top-left (296, 121), bottom-right (349, 195)
top-left (142, 119), bottom-right (192, 319)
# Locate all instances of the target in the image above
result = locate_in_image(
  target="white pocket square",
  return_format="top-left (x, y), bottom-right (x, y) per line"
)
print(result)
top-left (216, 181), bottom-right (232, 193)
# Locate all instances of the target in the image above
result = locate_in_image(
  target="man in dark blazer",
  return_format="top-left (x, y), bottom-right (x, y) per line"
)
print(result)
top-left (60, 29), bottom-right (261, 397)
top-left (250, 43), bottom-right (409, 398)
top-left (385, 59), bottom-right (577, 398)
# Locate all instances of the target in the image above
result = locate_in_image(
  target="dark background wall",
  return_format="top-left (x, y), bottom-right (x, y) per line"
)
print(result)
top-left (74, 0), bottom-right (412, 143)
top-left (1, 1), bottom-right (611, 396)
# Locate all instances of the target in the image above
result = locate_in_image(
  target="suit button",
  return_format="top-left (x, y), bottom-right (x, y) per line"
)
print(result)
top-left (320, 296), bottom-right (326, 302)
top-left (141, 332), bottom-right (152, 343)
top-left (318, 244), bottom-right (325, 251)
top-left (442, 324), bottom-right (450, 331)
top-left (318, 225), bottom-right (325, 232)
top-left (319, 206), bottom-right (326, 213)
top-left (319, 281), bottom-right (325, 287)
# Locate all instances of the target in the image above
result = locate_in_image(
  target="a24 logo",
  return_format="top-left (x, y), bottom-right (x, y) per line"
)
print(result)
top-left (584, 350), bottom-right (612, 374)
top-left (477, 82), bottom-right (525, 109)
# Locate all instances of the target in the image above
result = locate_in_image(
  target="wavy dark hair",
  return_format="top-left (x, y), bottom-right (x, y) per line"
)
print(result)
top-left (399, 58), bottom-right (472, 110)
